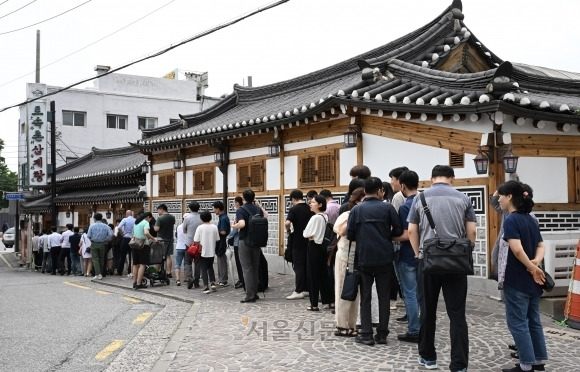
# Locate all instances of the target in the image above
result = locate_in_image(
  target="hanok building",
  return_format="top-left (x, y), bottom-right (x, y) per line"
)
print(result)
top-left (21, 146), bottom-right (148, 231)
top-left (134, 0), bottom-right (580, 280)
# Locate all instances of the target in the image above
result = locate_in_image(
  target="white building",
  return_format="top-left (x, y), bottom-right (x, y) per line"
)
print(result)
top-left (18, 66), bottom-right (220, 187)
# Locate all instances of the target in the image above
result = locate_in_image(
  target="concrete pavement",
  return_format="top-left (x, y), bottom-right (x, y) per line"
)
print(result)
top-left (90, 268), bottom-right (580, 372)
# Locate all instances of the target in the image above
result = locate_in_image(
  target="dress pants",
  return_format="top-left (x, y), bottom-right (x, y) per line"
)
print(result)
top-left (200, 256), bottom-right (216, 287)
top-left (359, 264), bottom-right (392, 337)
top-left (306, 241), bottom-right (333, 308)
top-left (238, 240), bottom-right (260, 301)
top-left (50, 246), bottom-right (61, 274)
top-left (117, 237), bottom-right (131, 275)
top-left (91, 242), bottom-right (106, 276)
top-left (233, 245), bottom-right (244, 284)
top-left (292, 244), bottom-right (308, 293)
top-left (58, 248), bottom-right (71, 274)
top-left (417, 259), bottom-right (468, 371)
top-left (216, 253), bottom-right (228, 283)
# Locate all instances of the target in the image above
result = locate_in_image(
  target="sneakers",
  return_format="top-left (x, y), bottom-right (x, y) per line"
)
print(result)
top-left (355, 334), bottom-right (375, 346)
top-left (93, 274), bottom-right (103, 280)
top-left (203, 287), bottom-right (211, 294)
top-left (287, 291), bottom-right (305, 300)
top-left (234, 281), bottom-right (244, 289)
top-left (127, 273), bottom-right (133, 279)
top-left (301, 291), bottom-right (309, 297)
top-left (396, 314), bottom-right (408, 323)
top-left (219, 281), bottom-right (229, 287)
top-left (176, 280), bottom-right (181, 286)
top-left (397, 332), bottom-right (419, 343)
top-left (418, 357), bottom-right (438, 370)
top-left (210, 283), bottom-right (217, 291)
top-left (373, 333), bottom-right (387, 345)
top-left (390, 300), bottom-right (397, 310)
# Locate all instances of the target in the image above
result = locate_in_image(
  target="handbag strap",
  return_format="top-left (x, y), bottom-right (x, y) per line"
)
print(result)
top-left (419, 192), bottom-right (438, 236)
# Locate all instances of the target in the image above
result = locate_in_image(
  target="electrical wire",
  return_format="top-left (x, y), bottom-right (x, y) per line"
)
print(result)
top-left (0, 0), bottom-right (36, 21)
top-left (0, 0), bottom-right (176, 88)
top-left (0, 1), bottom-right (10, 7)
top-left (0, 0), bottom-right (92, 36)
top-left (0, 0), bottom-right (290, 113)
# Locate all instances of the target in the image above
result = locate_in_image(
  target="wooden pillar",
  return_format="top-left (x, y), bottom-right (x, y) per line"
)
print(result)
top-left (278, 131), bottom-right (286, 256)
top-left (486, 146), bottom-right (504, 278)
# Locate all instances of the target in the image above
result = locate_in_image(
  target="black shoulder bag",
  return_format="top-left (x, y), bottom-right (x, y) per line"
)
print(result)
top-left (340, 241), bottom-right (360, 301)
top-left (419, 192), bottom-right (474, 275)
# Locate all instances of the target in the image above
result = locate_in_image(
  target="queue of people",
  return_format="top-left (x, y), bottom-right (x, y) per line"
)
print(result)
top-left (22, 164), bottom-right (549, 371)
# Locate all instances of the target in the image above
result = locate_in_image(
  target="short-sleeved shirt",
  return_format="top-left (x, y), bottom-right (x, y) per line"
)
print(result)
top-left (155, 213), bottom-right (176, 242)
top-left (69, 233), bottom-right (81, 252)
top-left (398, 194), bottom-right (418, 266)
top-left (193, 223), bottom-right (220, 257)
top-left (133, 219), bottom-right (151, 244)
top-left (235, 202), bottom-right (263, 240)
top-left (61, 230), bottom-right (73, 248)
top-left (183, 213), bottom-right (203, 246)
top-left (503, 212), bottom-right (543, 297)
top-left (407, 183), bottom-right (476, 247)
top-left (286, 202), bottom-right (313, 251)
top-left (118, 216), bottom-right (136, 238)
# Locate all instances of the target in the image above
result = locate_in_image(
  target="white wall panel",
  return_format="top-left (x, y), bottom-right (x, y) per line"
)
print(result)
top-left (514, 157), bottom-right (567, 203)
top-left (215, 165), bottom-right (223, 194)
top-left (175, 171), bottom-right (184, 196)
top-left (228, 163), bottom-right (237, 193)
top-left (283, 135), bottom-right (342, 151)
top-left (339, 147), bottom-right (357, 186)
top-left (152, 161), bottom-right (173, 172)
top-left (284, 155), bottom-right (298, 190)
top-left (152, 174), bottom-right (159, 197)
top-left (185, 170), bottom-right (193, 195)
top-left (266, 158), bottom-right (280, 190)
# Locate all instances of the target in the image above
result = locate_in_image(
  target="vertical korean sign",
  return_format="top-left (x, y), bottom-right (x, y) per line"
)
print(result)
top-left (27, 101), bottom-right (47, 186)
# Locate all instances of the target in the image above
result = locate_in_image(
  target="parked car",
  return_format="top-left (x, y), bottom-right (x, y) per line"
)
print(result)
top-left (2, 228), bottom-right (15, 248)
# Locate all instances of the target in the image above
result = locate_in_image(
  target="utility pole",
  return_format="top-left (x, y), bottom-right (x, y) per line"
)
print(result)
top-left (36, 30), bottom-right (40, 83)
top-left (48, 101), bottom-right (57, 227)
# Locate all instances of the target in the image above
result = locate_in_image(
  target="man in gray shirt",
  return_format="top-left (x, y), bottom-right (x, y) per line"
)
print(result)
top-left (182, 201), bottom-right (202, 289)
top-left (407, 165), bottom-right (476, 372)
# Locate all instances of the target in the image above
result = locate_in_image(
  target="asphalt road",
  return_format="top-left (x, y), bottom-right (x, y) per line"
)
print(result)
top-left (0, 248), bottom-right (179, 372)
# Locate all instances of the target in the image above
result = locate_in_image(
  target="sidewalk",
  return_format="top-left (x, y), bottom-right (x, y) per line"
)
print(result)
top-left (98, 271), bottom-right (580, 372)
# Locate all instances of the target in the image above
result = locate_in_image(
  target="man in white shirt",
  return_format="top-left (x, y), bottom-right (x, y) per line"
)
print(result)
top-left (59, 224), bottom-right (74, 276)
top-left (48, 227), bottom-right (62, 275)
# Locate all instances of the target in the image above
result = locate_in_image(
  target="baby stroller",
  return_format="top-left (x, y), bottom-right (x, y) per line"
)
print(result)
top-left (143, 239), bottom-right (171, 287)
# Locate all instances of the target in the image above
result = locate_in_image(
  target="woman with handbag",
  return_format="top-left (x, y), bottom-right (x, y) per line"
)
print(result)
top-left (303, 194), bottom-right (333, 311)
top-left (80, 231), bottom-right (92, 277)
top-left (132, 212), bottom-right (158, 290)
top-left (333, 187), bottom-right (365, 336)
top-left (497, 181), bottom-right (547, 372)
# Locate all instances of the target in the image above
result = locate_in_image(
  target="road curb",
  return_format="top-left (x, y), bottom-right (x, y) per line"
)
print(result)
top-left (151, 301), bottom-right (201, 372)
top-left (93, 279), bottom-right (195, 304)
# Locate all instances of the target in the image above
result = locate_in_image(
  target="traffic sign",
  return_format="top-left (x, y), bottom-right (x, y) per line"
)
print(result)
top-left (5, 193), bottom-right (25, 200)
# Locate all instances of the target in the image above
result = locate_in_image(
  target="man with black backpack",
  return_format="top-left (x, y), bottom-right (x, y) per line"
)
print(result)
top-left (232, 189), bottom-right (268, 303)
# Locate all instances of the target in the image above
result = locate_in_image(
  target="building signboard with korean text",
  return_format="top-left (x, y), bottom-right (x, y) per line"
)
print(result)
top-left (27, 101), bottom-right (47, 186)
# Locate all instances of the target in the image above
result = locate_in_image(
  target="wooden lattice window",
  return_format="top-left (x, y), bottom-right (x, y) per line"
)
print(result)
top-left (158, 173), bottom-right (175, 197)
top-left (237, 160), bottom-right (264, 192)
top-left (194, 166), bottom-right (214, 194)
top-left (299, 150), bottom-right (336, 188)
top-left (449, 151), bottom-right (464, 168)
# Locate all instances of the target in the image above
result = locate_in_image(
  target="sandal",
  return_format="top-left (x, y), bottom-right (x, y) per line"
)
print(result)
top-left (306, 306), bottom-right (320, 312)
top-left (334, 327), bottom-right (354, 337)
top-left (348, 328), bottom-right (358, 337)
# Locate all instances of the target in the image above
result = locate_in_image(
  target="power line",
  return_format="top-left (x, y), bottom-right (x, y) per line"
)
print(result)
top-left (0, 0), bottom-right (92, 36)
top-left (0, 0), bottom-right (176, 88)
top-left (0, 0), bottom-right (36, 21)
top-left (0, 1), bottom-right (10, 7)
top-left (0, 0), bottom-right (290, 113)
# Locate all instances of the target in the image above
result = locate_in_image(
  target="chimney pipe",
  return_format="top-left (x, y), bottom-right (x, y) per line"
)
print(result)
top-left (247, 76), bottom-right (252, 87)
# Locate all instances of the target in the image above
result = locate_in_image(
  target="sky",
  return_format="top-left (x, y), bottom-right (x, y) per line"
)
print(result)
top-left (1, 0), bottom-right (579, 172)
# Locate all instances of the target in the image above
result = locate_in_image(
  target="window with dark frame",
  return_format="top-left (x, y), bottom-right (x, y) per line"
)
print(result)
top-left (158, 173), bottom-right (175, 197)
top-left (63, 111), bottom-right (86, 127)
top-left (237, 160), bottom-right (264, 192)
top-left (194, 166), bottom-right (214, 194)
top-left (138, 117), bottom-right (157, 130)
top-left (106, 114), bottom-right (127, 130)
top-left (299, 150), bottom-right (336, 188)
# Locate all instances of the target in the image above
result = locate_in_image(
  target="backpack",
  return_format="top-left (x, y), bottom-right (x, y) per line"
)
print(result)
top-left (320, 215), bottom-right (336, 253)
top-left (241, 204), bottom-right (269, 247)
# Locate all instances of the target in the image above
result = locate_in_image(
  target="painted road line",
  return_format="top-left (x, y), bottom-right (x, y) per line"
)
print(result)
top-left (122, 296), bottom-right (142, 303)
top-left (63, 281), bottom-right (90, 290)
top-left (95, 340), bottom-right (124, 360)
top-left (133, 311), bottom-right (153, 324)
top-left (95, 290), bottom-right (112, 295)
top-left (0, 253), bottom-right (13, 268)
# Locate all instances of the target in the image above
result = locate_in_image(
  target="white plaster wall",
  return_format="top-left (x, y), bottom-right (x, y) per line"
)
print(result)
top-left (282, 135), bottom-right (343, 152)
top-left (185, 170), bottom-right (194, 195)
top-left (185, 155), bottom-right (214, 166)
top-left (215, 165), bottom-right (223, 194)
top-left (266, 158), bottom-right (280, 190)
top-left (339, 147), bottom-right (357, 186)
top-left (513, 157), bottom-right (567, 203)
top-left (228, 163), bottom-right (237, 193)
top-left (230, 147), bottom-right (268, 160)
top-left (176, 171), bottom-right (184, 196)
top-left (284, 155), bottom-right (298, 190)
top-left (152, 174), bottom-right (159, 197)
top-left (151, 161), bottom-right (173, 172)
